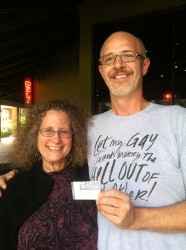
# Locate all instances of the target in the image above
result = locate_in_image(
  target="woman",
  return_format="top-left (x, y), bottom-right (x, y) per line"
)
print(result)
top-left (0, 100), bottom-right (97, 250)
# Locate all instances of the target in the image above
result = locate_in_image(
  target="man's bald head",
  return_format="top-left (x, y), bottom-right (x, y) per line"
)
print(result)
top-left (100, 31), bottom-right (147, 57)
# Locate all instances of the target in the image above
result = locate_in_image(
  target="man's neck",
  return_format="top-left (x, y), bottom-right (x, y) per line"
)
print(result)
top-left (111, 95), bottom-right (149, 116)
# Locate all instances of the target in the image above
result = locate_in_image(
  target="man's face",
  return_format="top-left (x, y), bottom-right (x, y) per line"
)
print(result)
top-left (98, 33), bottom-right (150, 98)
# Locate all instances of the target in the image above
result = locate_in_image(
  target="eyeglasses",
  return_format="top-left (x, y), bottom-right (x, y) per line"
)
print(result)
top-left (39, 128), bottom-right (72, 138)
top-left (99, 50), bottom-right (146, 66)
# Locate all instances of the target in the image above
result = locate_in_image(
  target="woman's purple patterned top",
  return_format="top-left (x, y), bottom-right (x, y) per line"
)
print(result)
top-left (18, 168), bottom-right (97, 250)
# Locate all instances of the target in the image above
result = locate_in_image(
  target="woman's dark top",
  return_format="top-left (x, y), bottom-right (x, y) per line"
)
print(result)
top-left (0, 164), bottom-right (97, 250)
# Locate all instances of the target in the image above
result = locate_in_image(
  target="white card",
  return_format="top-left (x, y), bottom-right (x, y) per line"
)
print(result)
top-left (71, 181), bottom-right (100, 200)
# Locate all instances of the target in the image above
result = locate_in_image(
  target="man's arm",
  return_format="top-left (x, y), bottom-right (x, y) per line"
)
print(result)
top-left (97, 189), bottom-right (186, 233)
top-left (0, 170), bottom-right (16, 197)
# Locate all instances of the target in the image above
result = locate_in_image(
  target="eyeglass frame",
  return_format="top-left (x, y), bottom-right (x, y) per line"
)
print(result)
top-left (39, 128), bottom-right (73, 138)
top-left (99, 50), bottom-right (147, 66)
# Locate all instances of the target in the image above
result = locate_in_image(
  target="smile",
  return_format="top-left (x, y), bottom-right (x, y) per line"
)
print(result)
top-left (47, 146), bottom-right (62, 151)
top-left (114, 74), bottom-right (128, 79)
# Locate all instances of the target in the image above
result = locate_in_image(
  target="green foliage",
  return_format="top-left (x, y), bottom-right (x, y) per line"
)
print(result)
top-left (1, 129), bottom-right (12, 138)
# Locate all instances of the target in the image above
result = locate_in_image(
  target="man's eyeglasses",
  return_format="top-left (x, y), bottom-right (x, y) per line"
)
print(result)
top-left (39, 128), bottom-right (72, 138)
top-left (99, 50), bottom-right (147, 66)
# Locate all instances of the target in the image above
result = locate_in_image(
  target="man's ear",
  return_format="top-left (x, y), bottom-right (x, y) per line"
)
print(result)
top-left (142, 58), bottom-right (150, 76)
top-left (98, 65), bottom-right (103, 77)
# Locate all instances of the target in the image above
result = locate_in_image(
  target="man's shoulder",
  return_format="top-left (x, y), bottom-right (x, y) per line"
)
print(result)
top-left (148, 103), bottom-right (186, 115)
top-left (88, 110), bottom-right (112, 130)
top-left (91, 110), bottom-right (112, 121)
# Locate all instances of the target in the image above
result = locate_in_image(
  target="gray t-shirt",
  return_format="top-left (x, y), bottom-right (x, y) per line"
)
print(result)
top-left (88, 103), bottom-right (186, 250)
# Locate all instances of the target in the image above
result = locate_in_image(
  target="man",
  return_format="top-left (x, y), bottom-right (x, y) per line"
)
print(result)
top-left (88, 31), bottom-right (186, 250)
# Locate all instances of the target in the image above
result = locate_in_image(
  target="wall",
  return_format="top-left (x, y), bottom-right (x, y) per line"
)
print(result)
top-left (34, 41), bottom-right (89, 110)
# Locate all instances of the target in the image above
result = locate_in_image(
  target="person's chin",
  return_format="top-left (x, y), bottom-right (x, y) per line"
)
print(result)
top-left (45, 157), bottom-right (63, 165)
top-left (111, 88), bottom-right (131, 97)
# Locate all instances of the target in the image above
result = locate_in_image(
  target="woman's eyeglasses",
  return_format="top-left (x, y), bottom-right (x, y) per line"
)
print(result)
top-left (39, 128), bottom-right (72, 138)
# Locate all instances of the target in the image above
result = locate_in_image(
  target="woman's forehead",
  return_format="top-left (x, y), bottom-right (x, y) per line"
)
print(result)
top-left (41, 110), bottom-right (70, 125)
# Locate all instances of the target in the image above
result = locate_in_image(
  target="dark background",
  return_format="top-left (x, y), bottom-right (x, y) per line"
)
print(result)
top-left (0, 7), bottom-right (79, 102)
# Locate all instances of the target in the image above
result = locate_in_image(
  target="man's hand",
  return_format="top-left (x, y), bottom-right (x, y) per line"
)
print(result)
top-left (0, 170), bottom-right (16, 197)
top-left (97, 189), bottom-right (135, 229)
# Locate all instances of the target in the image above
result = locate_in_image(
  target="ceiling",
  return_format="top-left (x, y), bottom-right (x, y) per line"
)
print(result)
top-left (0, 7), bottom-right (80, 102)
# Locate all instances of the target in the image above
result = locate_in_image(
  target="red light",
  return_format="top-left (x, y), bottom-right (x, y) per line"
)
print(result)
top-left (162, 90), bottom-right (174, 104)
top-left (24, 77), bottom-right (33, 104)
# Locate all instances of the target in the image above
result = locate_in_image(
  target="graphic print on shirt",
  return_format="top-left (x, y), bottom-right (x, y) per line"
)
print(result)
top-left (90, 132), bottom-right (160, 203)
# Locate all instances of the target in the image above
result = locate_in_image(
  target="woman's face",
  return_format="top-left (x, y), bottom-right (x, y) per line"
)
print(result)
top-left (37, 110), bottom-right (72, 171)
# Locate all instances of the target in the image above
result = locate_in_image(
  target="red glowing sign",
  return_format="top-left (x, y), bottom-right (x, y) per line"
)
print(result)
top-left (24, 78), bottom-right (33, 104)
